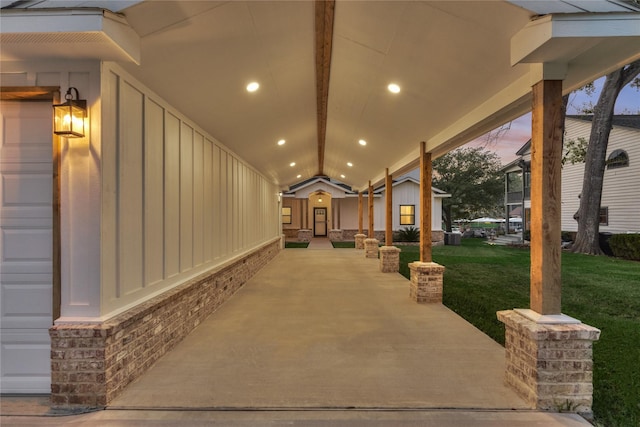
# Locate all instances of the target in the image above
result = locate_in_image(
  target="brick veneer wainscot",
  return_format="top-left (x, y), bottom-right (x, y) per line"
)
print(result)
top-left (50, 238), bottom-right (280, 410)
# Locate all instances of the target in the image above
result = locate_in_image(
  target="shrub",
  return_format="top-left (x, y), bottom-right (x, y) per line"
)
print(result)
top-left (523, 230), bottom-right (530, 241)
top-left (396, 226), bottom-right (420, 242)
top-left (609, 234), bottom-right (640, 261)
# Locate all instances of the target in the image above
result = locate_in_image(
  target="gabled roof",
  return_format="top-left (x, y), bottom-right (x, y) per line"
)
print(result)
top-left (567, 115), bottom-right (640, 130)
top-left (516, 140), bottom-right (532, 156)
top-left (284, 176), bottom-right (356, 197)
top-left (373, 177), bottom-right (451, 198)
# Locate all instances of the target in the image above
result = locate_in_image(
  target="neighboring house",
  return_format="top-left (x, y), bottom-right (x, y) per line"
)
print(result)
top-left (561, 115), bottom-right (640, 234)
top-left (502, 141), bottom-right (532, 232)
top-left (282, 171), bottom-right (450, 243)
top-left (503, 115), bottom-right (640, 234)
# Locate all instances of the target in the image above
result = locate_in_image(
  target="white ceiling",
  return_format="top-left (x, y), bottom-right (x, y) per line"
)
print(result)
top-left (2, 0), bottom-right (640, 190)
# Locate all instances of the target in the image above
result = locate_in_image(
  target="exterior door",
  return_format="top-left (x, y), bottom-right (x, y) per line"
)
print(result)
top-left (0, 101), bottom-right (53, 393)
top-left (314, 207), bottom-right (327, 237)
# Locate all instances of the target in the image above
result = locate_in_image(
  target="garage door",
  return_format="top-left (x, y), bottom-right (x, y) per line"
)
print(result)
top-left (0, 101), bottom-right (53, 393)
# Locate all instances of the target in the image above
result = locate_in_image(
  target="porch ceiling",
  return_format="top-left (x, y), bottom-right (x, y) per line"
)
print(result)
top-left (2, 0), bottom-right (639, 191)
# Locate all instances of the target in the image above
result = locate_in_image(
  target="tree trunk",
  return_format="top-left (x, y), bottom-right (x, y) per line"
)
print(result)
top-left (571, 60), bottom-right (640, 255)
top-left (443, 204), bottom-right (452, 232)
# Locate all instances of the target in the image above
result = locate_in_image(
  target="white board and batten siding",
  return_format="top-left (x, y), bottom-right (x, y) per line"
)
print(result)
top-left (336, 180), bottom-right (445, 232)
top-left (0, 101), bottom-right (53, 393)
top-left (100, 62), bottom-right (280, 318)
top-left (374, 180), bottom-right (444, 231)
top-left (561, 118), bottom-right (640, 233)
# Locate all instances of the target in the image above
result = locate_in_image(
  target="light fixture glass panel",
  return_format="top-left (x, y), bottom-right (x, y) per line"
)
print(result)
top-left (53, 101), bottom-right (85, 138)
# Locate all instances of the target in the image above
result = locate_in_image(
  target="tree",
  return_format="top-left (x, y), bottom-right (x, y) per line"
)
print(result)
top-left (571, 60), bottom-right (640, 255)
top-left (432, 147), bottom-right (504, 232)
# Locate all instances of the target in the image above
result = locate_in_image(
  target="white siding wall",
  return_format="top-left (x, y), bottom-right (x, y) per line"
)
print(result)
top-left (337, 182), bottom-right (444, 232)
top-left (100, 63), bottom-right (280, 317)
top-left (561, 118), bottom-right (640, 233)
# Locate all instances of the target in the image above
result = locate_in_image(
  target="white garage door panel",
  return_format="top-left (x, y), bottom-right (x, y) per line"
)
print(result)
top-left (0, 104), bottom-right (52, 163)
top-left (1, 228), bottom-right (52, 262)
top-left (0, 330), bottom-right (51, 393)
top-left (1, 275), bottom-right (52, 328)
top-left (2, 173), bottom-right (52, 205)
top-left (0, 100), bottom-right (53, 394)
top-left (1, 162), bottom-right (52, 219)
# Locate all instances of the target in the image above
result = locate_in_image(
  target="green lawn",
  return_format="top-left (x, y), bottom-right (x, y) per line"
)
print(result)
top-left (284, 241), bottom-right (309, 248)
top-left (332, 241), bottom-right (355, 248)
top-left (399, 239), bottom-right (640, 427)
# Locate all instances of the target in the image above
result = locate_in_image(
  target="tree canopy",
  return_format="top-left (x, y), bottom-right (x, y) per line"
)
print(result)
top-left (432, 147), bottom-right (504, 232)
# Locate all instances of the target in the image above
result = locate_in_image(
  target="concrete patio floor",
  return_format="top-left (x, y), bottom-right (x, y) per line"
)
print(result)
top-left (1, 241), bottom-right (591, 426)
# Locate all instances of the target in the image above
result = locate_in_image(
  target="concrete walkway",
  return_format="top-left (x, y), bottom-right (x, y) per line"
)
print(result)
top-left (1, 246), bottom-right (591, 426)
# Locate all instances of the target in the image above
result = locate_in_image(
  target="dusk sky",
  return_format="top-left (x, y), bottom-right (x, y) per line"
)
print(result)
top-left (465, 76), bottom-right (640, 165)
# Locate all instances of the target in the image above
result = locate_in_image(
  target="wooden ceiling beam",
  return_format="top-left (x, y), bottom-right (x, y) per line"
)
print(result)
top-left (0, 86), bottom-right (59, 101)
top-left (314, 0), bottom-right (335, 177)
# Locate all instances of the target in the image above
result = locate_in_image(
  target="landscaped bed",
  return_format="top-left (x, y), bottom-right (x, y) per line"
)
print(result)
top-left (331, 241), bottom-right (356, 248)
top-left (398, 238), bottom-right (639, 427)
top-left (284, 241), bottom-right (309, 248)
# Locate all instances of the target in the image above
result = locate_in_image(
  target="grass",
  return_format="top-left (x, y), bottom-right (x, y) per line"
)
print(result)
top-left (332, 241), bottom-right (355, 248)
top-left (399, 239), bottom-right (640, 427)
top-left (284, 241), bottom-right (309, 248)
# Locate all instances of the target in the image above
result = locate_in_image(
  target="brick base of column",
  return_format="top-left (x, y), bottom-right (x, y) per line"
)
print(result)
top-left (408, 262), bottom-right (445, 303)
top-left (354, 233), bottom-right (366, 249)
top-left (297, 229), bottom-right (312, 242)
top-left (364, 238), bottom-right (379, 258)
top-left (379, 246), bottom-right (401, 272)
top-left (497, 309), bottom-right (601, 417)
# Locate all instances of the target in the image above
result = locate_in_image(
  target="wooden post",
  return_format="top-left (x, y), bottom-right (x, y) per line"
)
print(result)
top-left (368, 180), bottom-right (374, 238)
top-left (420, 142), bottom-right (432, 263)
top-left (530, 80), bottom-right (563, 315)
top-left (385, 168), bottom-right (393, 246)
top-left (358, 191), bottom-right (363, 234)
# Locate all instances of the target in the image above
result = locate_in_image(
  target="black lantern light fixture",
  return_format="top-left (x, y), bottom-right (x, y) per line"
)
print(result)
top-left (53, 87), bottom-right (86, 138)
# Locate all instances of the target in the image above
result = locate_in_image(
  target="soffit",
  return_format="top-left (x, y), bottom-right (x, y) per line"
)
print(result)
top-left (2, 0), bottom-right (639, 191)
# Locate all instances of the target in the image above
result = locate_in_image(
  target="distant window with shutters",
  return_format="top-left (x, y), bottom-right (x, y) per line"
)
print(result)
top-left (606, 149), bottom-right (629, 169)
top-left (399, 205), bottom-right (415, 225)
top-left (282, 207), bottom-right (292, 224)
top-left (599, 207), bottom-right (609, 226)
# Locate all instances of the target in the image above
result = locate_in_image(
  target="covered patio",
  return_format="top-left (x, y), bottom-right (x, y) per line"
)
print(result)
top-left (1, 0), bottom-right (639, 419)
top-left (2, 245), bottom-right (591, 426)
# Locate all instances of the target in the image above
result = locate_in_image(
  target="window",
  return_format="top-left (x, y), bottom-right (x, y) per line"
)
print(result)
top-left (599, 207), bottom-right (608, 226)
top-left (399, 205), bottom-right (415, 225)
top-left (606, 149), bottom-right (629, 169)
top-left (507, 171), bottom-right (523, 192)
top-left (282, 207), bottom-right (292, 224)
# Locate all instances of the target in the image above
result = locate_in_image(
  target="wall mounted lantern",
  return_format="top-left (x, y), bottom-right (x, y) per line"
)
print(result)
top-left (53, 87), bottom-right (86, 138)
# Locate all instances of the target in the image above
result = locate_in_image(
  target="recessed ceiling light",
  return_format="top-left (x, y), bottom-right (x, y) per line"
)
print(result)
top-left (388, 83), bottom-right (401, 94)
top-left (297, 174), bottom-right (302, 178)
top-left (289, 162), bottom-right (296, 167)
top-left (246, 82), bottom-right (260, 92)
top-left (347, 162), bottom-right (353, 167)
top-left (277, 139), bottom-right (286, 146)
top-left (358, 139), bottom-right (367, 146)
top-left (340, 174), bottom-right (345, 179)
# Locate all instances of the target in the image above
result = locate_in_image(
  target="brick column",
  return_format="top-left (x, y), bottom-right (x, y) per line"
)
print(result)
top-left (497, 309), bottom-right (600, 416)
top-left (408, 261), bottom-right (445, 303)
top-left (379, 246), bottom-right (400, 272)
top-left (364, 238), bottom-right (379, 258)
top-left (354, 233), bottom-right (366, 249)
